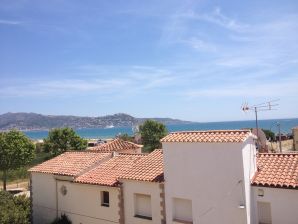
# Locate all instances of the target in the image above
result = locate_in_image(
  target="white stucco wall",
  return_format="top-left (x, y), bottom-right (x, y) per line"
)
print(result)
top-left (252, 187), bottom-right (298, 224)
top-left (242, 138), bottom-right (257, 224)
top-left (163, 140), bottom-right (255, 224)
top-left (121, 180), bottom-right (163, 224)
top-left (57, 181), bottom-right (120, 224)
top-left (31, 172), bottom-right (120, 224)
top-left (31, 172), bottom-right (57, 224)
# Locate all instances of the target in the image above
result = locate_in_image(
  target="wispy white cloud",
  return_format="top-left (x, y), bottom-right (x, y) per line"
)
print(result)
top-left (179, 37), bottom-right (217, 52)
top-left (215, 57), bottom-right (269, 68)
top-left (160, 6), bottom-right (249, 51)
top-left (161, 6), bottom-right (298, 72)
top-left (0, 78), bottom-right (128, 97)
top-left (0, 19), bottom-right (22, 25)
top-left (182, 77), bottom-right (298, 98)
top-left (181, 7), bottom-right (250, 33)
top-left (0, 65), bottom-right (180, 98)
top-left (40, 79), bottom-right (129, 92)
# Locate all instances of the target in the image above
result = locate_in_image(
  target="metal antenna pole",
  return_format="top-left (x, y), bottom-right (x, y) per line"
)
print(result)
top-left (255, 107), bottom-right (258, 141)
top-left (277, 122), bottom-right (282, 152)
top-left (241, 99), bottom-right (279, 152)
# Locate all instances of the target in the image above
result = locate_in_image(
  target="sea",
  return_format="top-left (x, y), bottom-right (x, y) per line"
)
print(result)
top-left (23, 118), bottom-right (298, 140)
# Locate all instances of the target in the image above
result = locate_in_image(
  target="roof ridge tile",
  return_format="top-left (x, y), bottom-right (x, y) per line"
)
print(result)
top-left (161, 129), bottom-right (252, 143)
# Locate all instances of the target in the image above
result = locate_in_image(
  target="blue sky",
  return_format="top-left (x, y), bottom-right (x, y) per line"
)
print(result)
top-left (0, 0), bottom-right (297, 122)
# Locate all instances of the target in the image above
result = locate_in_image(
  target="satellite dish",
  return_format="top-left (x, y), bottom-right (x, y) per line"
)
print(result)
top-left (252, 128), bottom-right (268, 152)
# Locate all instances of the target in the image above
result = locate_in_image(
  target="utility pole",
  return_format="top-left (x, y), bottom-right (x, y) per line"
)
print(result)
top-left (277, 122), bottom-right (282, 152)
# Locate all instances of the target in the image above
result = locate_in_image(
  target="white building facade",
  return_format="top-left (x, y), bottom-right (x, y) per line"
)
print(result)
top-left (161, 131), bottom-right (256, 224)
top-left (30, 130), bottom-right (298, 224)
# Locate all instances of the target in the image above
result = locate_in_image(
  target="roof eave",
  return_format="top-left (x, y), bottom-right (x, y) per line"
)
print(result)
top-left (251, 183), bottom-right (298, 190)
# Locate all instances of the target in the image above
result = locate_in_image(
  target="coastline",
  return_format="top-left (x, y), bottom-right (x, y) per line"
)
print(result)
top-left (20, 118), bottom-right (298, 140)
top-left (2, 117), bottom-right (297, 133)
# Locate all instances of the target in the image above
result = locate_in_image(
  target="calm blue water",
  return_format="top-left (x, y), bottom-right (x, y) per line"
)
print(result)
top-left (23, 118), bottom-right (298, 140)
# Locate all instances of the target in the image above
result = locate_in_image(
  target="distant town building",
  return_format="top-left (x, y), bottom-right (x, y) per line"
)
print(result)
top-left (88, 138), bottom-right (143, 154)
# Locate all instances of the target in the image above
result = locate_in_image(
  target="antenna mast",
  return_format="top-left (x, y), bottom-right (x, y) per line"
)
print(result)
top-left (242, 99), bottom-right (279, 149)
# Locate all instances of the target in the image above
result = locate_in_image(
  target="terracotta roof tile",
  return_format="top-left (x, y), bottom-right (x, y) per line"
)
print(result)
top-left (29, 151), bottom-right (111, 176)
top-left (74, 154), bottom-right (145, 186)
top-left (161, 130), bottom-right (252, 143)
top-left (252, 153), bottom-right (298, 189)
top-left (120, 150), bottom-right (164, 182)
top-left (90, 138), bottom-right (142, 152)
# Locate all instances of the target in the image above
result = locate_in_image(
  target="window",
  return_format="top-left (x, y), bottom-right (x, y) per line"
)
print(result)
top-left (258, 189), bottom-right (264, 197)
top-left (173, 198), bottom-right (193, 223)
top-left (258, 202), bottom-right (272, 224)
top-left (101, 191), bottom-right (109, 207)
top-left (134, 193), bottom-right (152, 220)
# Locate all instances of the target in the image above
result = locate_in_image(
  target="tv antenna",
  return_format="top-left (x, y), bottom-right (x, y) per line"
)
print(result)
top-left (241, 99), bottom-right (279, 147)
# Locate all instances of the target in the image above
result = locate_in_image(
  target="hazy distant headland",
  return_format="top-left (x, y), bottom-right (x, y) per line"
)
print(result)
top-left (0, 112), bottom-right (193, 131)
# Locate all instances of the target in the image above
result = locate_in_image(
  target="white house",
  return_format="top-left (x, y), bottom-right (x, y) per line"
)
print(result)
top-left (161, 130), bottom-right (257, 224)
top-left (29, 150), bottom-right (164, 224)
top-left (30, 129), bottom-right (298, 224)
top-left (64, 153), bottom-right (146, 224)
top-left (29, 151), bottom-right (112, 224)
top-left (161, 130), bottom-right (298, 224)
top-left (251, 153), bottom-right (298, 224)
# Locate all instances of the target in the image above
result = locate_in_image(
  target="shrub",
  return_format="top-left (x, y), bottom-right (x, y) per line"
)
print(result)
top-left (0, 191), bottom-right (30, 224)
top-left (117, 133), bottom-right (135, 142)
top-left (51, 214), bottom-right (72, 224)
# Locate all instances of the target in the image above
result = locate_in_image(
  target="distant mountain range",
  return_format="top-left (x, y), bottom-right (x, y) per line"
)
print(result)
top-left (0, 112), bottom-right (193, 131)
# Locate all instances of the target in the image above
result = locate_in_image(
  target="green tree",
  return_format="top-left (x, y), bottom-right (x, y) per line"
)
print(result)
top-left (139, 120), bottom-right (167, 152)
top-left (43, 127), bottom-right (87, 156)
top-left (262, 129), bottom-right (276, 141)
top-left (0, 191), bottom-right (30, 224)
top-left (117, 133), bottom-right (134, 142)
top-left (0, 130), bottom-right (35, 191)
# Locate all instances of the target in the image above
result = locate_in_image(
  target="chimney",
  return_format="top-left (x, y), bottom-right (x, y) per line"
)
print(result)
top-left (112, 151), bottom-right (119, 157)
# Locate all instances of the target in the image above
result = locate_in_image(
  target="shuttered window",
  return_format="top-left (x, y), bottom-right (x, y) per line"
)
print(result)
top-left (173, 198), bottom-right (193, 223)
top-left (258, 202), bottom-right (272, 224)
top-left (134, 193), bottom-right (152, 220)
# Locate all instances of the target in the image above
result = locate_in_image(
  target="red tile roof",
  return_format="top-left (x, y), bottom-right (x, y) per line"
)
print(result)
top-left (74, 154), bottom-right (145, 186)
top-left (161, 130), bottom-right (252, 143)
top-left (120, 150), bottom-right (164, 182)
top-left (29, 151), bottom-right (111, 176)
top-left (252, 153), bottom-right (298, 189)
top-left (90, 138), bottom-right (142, 152)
